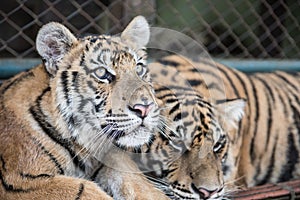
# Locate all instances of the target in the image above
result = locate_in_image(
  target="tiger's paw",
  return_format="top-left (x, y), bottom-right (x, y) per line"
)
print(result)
top-left (118, 177), bottom-right (170, 200)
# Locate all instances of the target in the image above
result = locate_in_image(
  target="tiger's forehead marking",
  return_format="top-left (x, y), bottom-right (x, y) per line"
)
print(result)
top-left (179, 96), bottom-right (223, 148)
top-left (78, 35), bottom-right (142, 74)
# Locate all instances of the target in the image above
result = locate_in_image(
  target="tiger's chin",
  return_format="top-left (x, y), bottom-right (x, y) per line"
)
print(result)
top-left (115, 126), bottom-right (153, 148)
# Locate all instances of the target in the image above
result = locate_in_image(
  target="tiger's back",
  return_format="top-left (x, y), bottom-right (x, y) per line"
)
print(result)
top-left (149, 55), bottom-right (300, 188)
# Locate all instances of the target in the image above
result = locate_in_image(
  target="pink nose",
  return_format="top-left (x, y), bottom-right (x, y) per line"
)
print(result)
top-left (198, 187), bottom-right (219, 199)
top-left (131, 103), bottom-right (153, 118)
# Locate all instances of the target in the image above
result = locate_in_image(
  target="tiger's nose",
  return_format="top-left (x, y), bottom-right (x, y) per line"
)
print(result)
top-left (130, 103), bottom-right (154, 119)
top-left (198, 187), bottom-right (220, 199)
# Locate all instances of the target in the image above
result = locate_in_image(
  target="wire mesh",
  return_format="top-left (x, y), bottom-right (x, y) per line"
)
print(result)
top-left (0, 0), bottom-right (299, 59)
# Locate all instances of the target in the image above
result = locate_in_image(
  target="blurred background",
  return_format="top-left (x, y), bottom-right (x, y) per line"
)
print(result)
top-left (0, 0), bottom-right (300, 76)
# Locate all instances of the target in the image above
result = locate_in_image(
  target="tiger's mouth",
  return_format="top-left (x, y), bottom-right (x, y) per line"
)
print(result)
top-left (100, 119), bottom-right (155, 148)
top-left (100, 109), bottom-right (159, 148)
top-left (114, 125), bottom-right (154, 148)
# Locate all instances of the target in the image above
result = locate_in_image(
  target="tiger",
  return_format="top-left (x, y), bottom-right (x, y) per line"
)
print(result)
top-left (134, 83), bottom-right (245, 199)
top-left (0, 16), bottom-right (169, 200)
top-left (135, 54), bottom-right (300, 199)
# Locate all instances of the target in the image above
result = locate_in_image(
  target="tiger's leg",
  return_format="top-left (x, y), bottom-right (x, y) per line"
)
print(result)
top-left (0, 175), bottom-right (112, 200)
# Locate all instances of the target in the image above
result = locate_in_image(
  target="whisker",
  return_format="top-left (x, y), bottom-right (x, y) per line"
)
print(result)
top-left (144, 174), bottom-right (169, 186)
top-left (157, 115), bottom-right (178, 140)
top-left (66, 124), bottom-right (114, 167)
top-left (90, 125), bottom-right (115, 157)
top-left (223, 175), bottom-right (245, 187)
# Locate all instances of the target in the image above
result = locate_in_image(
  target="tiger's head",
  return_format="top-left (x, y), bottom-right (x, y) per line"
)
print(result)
top-left (142, 86), bottom-right (245, 200)
top-left (35, 16), bottom-right (159, 155)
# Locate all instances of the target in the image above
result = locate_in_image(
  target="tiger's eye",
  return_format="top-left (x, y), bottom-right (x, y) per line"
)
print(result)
top-left (94, 67), bottom-right (107, 79)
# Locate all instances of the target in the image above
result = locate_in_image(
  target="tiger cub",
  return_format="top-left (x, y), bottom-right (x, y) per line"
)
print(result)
top-left (134, 83), bottom-right (245, 199)
top-left (143, 55), bottom-right (300, 199)
top-left (0, 16), bottom-right (168, 200)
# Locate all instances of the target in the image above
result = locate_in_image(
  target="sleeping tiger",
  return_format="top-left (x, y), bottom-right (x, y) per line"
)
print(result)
top-left (0, 16), bottom-right (169, 200)
top-left (135, 55), bottom-right (300, 199)
top-left (134, 83), bottom-right (245, 199)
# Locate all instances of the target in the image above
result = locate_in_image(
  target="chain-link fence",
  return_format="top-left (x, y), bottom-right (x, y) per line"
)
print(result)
top-left (1, 0), bottom-right (299, 59)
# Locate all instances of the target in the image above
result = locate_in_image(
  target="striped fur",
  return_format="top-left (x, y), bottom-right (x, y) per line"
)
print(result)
top-left (0, 17), bottom-right (169, 200)
top-left (144, 55), bottom-right (300, 199)
top-left (134, 78), bottom-right (245, 199)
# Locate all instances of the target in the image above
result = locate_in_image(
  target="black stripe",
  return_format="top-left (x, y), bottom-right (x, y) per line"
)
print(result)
top-left (255, 77), bottom-right (273, 150)
top-left (278, 132), bottom-right (299, 182)
top-left (209, 63), bottom-right (240, 97)
top-left (249, 78), bottom-right (259, 163)
top-left (264, 94), bottom-right (273, 151)
top-left (219, 64), bottom-right (250, 138)
top-left (72, 71), bottom-right (78, 91)
top-left (157, 59), bottom-right (180, 67)
top-left (175, 186), bottom-right (192, 194)
top-left (215, 65), bottom-right (250, 141)
top-left (257, 135), bottom-right (278, 185)
top-left (255, 76), bottom-right (275, 102)
top-left (188, 67), bottom-right (221, 80)
top-left (75, 183), bottom-right (84, 200)
top-left (207, 82), bottom-right (223, 92)
top-left (274, 86), bottom-right (288, 115)
top-left (0, 71), bottom-right (34, 94)
top-left (291, 104), bottom-right (300, 145)
top-left (164, 168), bottom-right (177, 176)
top-left (155, 85), bottom-right (194, 93)
top-left (200, 112), bottom-right (209, 130)
top-left (183, 121), bottom-right (193, 127)
top-left (222, 163), bottom-right (229, 176)
top-left (61, 71), bottom-right (71, 105)
top-left (29, 87), bottom-right (86, 172)
top-left (0, 155), bottom-right (6, 171)
top-left (160, 149), bottom-right (169, 158)
top-left (166, 98), bottom-right (179, 104)
top-left (95, 99), bottom-right (105, 113)
top-left (228, 68), bottom-right (252, 136)
top-left (93, 41), bottom-right (103, 53)
top-left (273, 73), bottom-right (300, 105)
top-left (0, 168), bottom-right (32, 193)
top-left (215, 98), bottom-right (245, 104)
top-left (191, 109), bottom-right (200, 122)
top-left (173, 111), bottom-right (188, 121)
top-left (183, 99), bottom-right (198, 106)
top-left (20, 173), bottom-right (53, 179)
top-left (31, 137), bottom-right (64, 174)
top-left (80, 53), bottom-right (89, 74)
top-left (275, 72), bottom-right (299, 91)
top-left (187, 79), bottom-right (203, 87)
top-left (169, 103), bottom-right (180, 115)
top-left (86, 80), bottom-right (97, 91)
top-left (196, 59), bottom-right (248, 97)
top-left (156, 92), bottom-right (175, 101)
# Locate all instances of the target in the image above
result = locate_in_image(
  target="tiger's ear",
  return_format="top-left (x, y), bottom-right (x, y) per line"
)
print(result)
top-left (216, 98), bottom-right (246, 131)
top-left (121, 16), bottom-right (150, 49)
top-left (36, 22), bottom-right (77, 75)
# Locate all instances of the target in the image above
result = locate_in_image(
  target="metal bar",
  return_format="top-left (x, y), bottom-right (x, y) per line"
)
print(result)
top-left (1, 58), bottom-right (300, 79)
top-left (0, 59), bottom-right (41, 79)
top-left (216, 59), bottom-right (300, 72)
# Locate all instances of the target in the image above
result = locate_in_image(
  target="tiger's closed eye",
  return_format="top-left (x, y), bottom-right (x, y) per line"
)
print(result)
top-left (136, 63), bottom-right (146, 77)
top-left (213, 135), bottom-right (226, 154)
